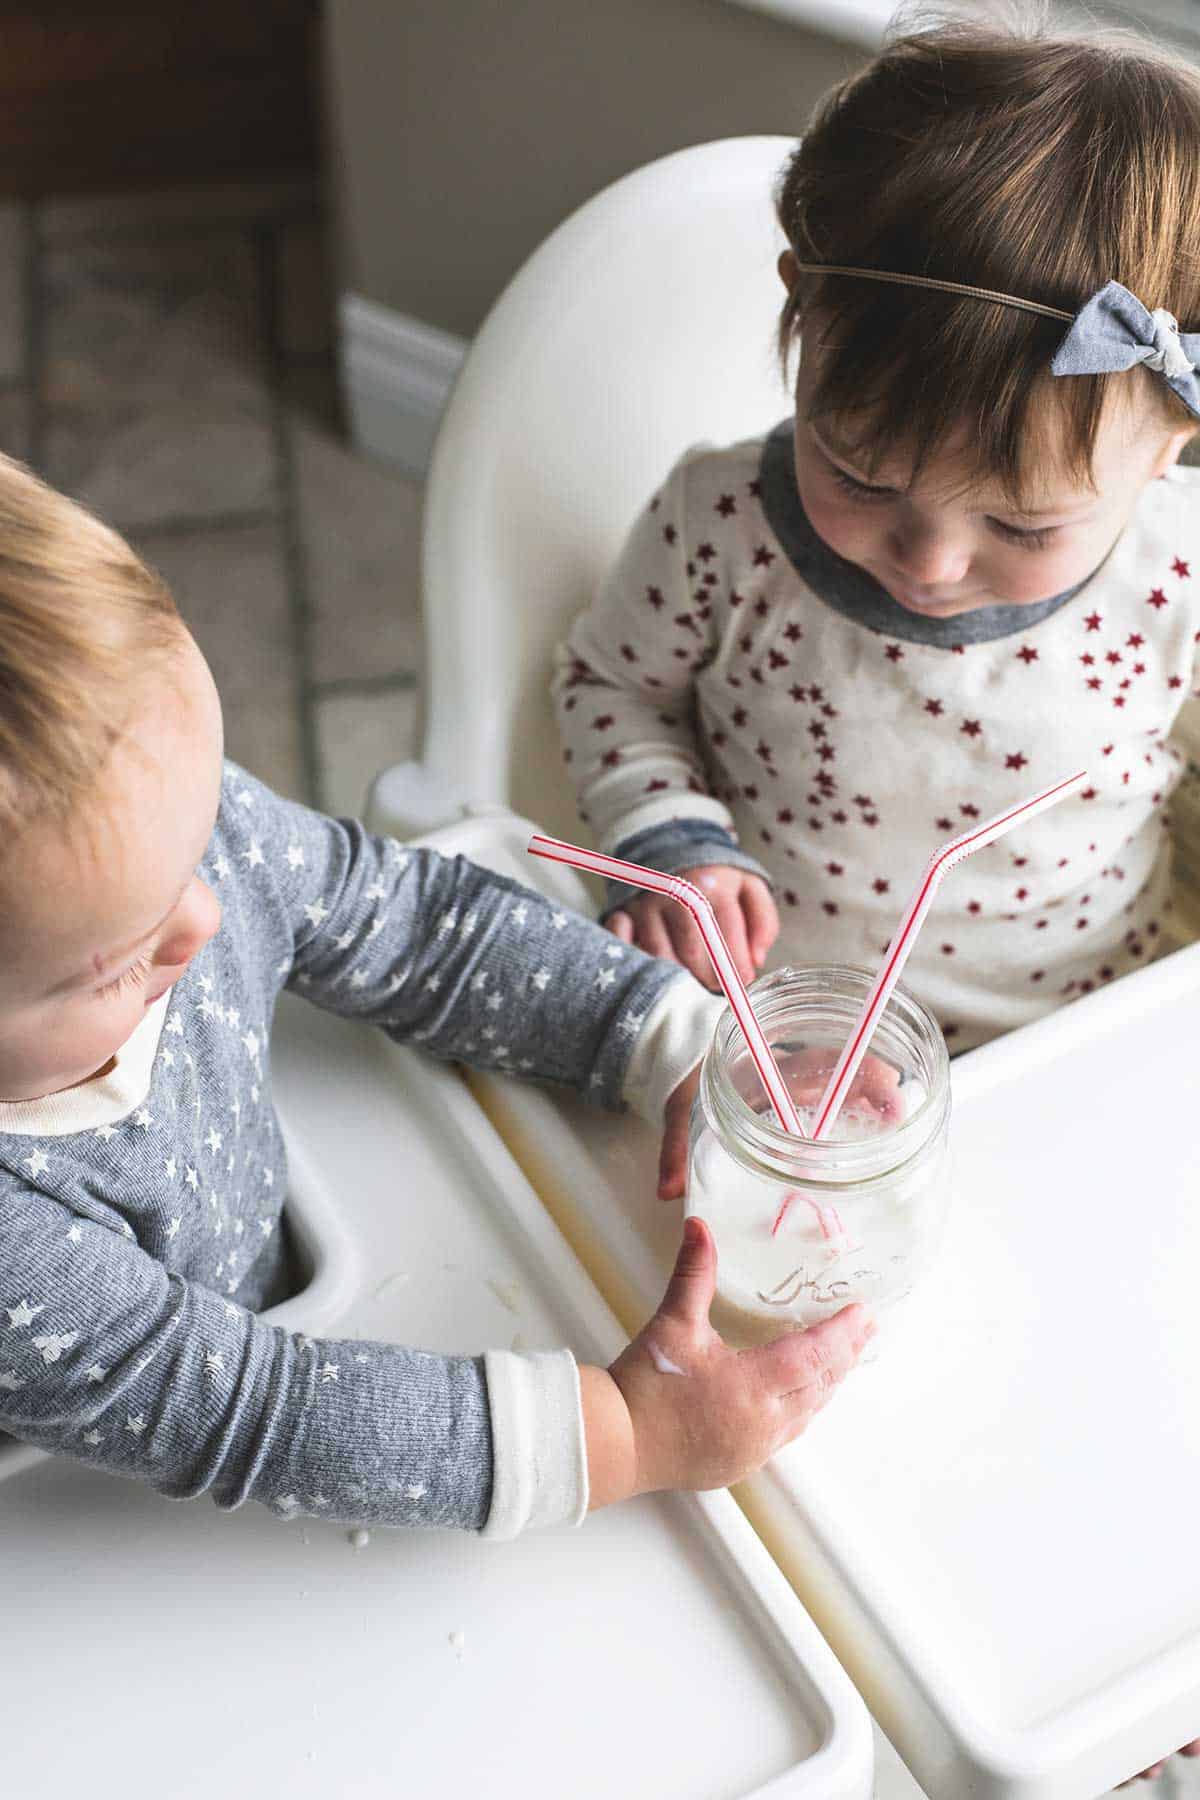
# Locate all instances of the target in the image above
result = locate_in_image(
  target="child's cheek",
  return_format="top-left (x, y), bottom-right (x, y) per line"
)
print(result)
top-left (798, 475), bottom-right (863, 558)
top-left (799, 483), bottom-right (876, 567)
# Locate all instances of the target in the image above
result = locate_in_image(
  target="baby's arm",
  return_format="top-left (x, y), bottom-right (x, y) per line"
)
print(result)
top-left (551, 453), bottom-right (778, 985)
top-left (0, 1180), bottom-right (870, 1536)
top-left (0, 1177), bottom-right (524, 1530)
top-left (227, 761), bottom-right (722, 1118)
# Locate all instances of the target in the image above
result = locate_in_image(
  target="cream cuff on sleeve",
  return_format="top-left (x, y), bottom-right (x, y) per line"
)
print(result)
top-left (481, 1348), bottom-right (589, 1539)
top-left (620, 974), bottom-right (726, 1127)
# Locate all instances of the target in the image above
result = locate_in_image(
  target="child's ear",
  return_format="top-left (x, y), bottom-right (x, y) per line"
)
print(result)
top-left (778, 249), bottom-right (800, 293)
top-left (1151, 423), bottom-right (1198, 479)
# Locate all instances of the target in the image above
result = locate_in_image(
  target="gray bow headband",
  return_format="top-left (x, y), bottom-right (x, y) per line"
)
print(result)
top-left (790, 263), bottom-right (1200, 420)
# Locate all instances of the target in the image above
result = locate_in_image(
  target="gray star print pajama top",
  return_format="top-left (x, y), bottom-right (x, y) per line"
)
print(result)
top-left (0, 761), bottom-right (722, 1537)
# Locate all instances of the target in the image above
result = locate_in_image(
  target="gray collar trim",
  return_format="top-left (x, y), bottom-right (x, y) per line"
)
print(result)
top-left (758, 419), bottom-right (1093, 648)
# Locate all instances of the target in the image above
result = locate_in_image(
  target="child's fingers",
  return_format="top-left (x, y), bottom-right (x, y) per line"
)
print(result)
top-left (665, 906), bottom-right (720, 990)
top-left (607, 909), bottom-right (635, 943)
top-left (710, 894), bottom-right (755, 985)
top-left (739, 877), bottom-right (780, 968)
top-left (757, 1303), bottom-right (872, 1399)
top-left (635, 905), bottom-right (680, 965)
top-left (657, 1112), bottom-right (688, 1199)
top-left (656, 1215), bottom-right (716, 1328)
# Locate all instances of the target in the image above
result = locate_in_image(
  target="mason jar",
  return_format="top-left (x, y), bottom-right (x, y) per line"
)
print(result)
top-left (686, 965), bottom-right (951, 1349)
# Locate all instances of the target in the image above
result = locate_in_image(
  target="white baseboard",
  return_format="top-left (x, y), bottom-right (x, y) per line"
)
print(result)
top-left (338, 293), bottom-right (468, 480)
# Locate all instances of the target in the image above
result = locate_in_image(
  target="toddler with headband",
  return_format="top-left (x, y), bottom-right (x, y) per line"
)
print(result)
top-left (553, 7), bottom-right (1200, 1071)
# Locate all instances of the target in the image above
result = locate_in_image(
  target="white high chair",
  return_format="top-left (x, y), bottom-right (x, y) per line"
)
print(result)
top-left (369, 135), bottom-right (795, 844)
top-left (367, 140), bottom-right (1200, 1798)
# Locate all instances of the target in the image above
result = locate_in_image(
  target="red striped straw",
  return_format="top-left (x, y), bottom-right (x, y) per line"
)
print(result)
top-left (527, 832), bottom-right (806, 1136)
top-left (809, 768), bottom-right (1089, 1144)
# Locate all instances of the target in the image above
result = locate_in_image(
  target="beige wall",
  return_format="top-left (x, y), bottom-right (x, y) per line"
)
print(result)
top-left (323, 0), bottom-right (866, 339)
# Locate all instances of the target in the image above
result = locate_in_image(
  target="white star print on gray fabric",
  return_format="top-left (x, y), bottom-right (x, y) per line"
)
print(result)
top-left (33, 1331), bottom-right (76, 1364)
top-left (0, 754), bottom-right (688, 1536)
top-left (82, 1429), bottom-right (101, 1446)
top-left (7, 1300), bottom-right (44, 1329)
top-left (594, 968), bottom-right (617, 990)
top-left (0, 1371), bottom-right (26, 1391)
top-left (243, 838), bottom-right (265, 869)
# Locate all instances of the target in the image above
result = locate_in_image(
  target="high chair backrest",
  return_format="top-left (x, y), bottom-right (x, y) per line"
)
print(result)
top-left (419, 135), bottom-right (795, 842)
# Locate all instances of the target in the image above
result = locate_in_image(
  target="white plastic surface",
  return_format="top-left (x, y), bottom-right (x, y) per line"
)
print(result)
top-left (422, 806), bottom-right (1200, 1799)
top-left (0, 991), bottom-right (872, 1800)
top-left (408, 135), bottom-right (793, 839)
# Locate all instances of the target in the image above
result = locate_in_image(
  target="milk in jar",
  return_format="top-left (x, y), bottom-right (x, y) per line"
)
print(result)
top-left (686, 965), bottom-right (951, 1349)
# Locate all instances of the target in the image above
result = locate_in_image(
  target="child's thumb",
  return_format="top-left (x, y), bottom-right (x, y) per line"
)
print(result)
top-left (658, 1216), bottom-right (716, 1327)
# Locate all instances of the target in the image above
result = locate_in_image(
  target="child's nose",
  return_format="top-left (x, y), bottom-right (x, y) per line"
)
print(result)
top-left (156, 878), bottom-right (222, 970)
top-left (887, 521), bottom-right (971, 589)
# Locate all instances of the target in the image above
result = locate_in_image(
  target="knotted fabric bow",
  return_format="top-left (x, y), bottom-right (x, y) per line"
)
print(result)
top-left (1051, 280), bottom-right (1200, 418)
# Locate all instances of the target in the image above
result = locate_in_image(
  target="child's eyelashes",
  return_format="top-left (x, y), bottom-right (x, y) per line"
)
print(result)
top-left (828, 465), bottom-right (895, 504)
top-left (990, 517), bottom-right (1058, 551)
top-left (95, 949), bottom-right (154, 1001)
top-left (826, 464), bottom-right (1059, 551)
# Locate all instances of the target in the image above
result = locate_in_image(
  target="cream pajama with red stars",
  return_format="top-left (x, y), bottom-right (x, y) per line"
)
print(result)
top-left (553, 421), bottom-right (1200, 1051)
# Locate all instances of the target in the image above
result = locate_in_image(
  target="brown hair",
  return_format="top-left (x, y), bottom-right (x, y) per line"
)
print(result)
top-left (0, 451), bottom-right (185, 848)
top-left (775, 2), bottom-right (1200, 506)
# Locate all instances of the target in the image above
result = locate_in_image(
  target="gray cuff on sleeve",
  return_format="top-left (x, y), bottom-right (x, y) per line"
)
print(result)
top-left (602, 819), bottom-right (773, 919)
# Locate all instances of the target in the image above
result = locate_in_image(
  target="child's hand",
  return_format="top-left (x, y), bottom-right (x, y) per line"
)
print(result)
top-left (778, 1045), bottom-right (903, 1123)
top-left (580, 1217), bottom-right (873, 1508)
top-left (658, 1065), bottom-right (701, 1200)
top-left (607, 866), bottom-right (779, 989)
top-left (655, 1048), bottom-right (901, 1205)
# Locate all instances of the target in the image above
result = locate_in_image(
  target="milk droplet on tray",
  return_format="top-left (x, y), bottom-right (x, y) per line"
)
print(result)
top-left (449, 1629), bottom-right (466, 1661)
top-left (348, 1527), bottom-right (371, 1551)
top-left (486, 1277), bottom-right (522, 1314)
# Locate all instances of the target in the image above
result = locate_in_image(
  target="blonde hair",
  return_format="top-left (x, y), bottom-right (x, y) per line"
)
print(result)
top-left (0, 451), bottom-right (185, 847)
top-left (775, 2), bottom-right (1200, 506)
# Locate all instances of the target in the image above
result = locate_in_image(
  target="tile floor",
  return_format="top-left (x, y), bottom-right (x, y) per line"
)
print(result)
top-left (0, 176), bottom-right (422, 822)
top-left (3, 175), bottom-right (1196, 1800)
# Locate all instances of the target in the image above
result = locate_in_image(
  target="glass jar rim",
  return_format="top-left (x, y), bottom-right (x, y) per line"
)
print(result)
top-left (702, 963), bottom-right (951, 1186)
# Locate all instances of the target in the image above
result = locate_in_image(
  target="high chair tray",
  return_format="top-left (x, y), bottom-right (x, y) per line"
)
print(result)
top-left (416, 806), bottom-right (1200, 1800)
top-left (0, 992), bottom-right (872, 1800)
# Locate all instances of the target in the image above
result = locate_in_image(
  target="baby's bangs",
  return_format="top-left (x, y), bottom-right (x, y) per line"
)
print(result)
top-left (794, 285), bottom-right (1109, 512)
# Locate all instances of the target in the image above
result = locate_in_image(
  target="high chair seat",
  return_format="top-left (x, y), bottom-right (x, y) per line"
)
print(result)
top-left (370, 135), bottom-right (794, 842)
